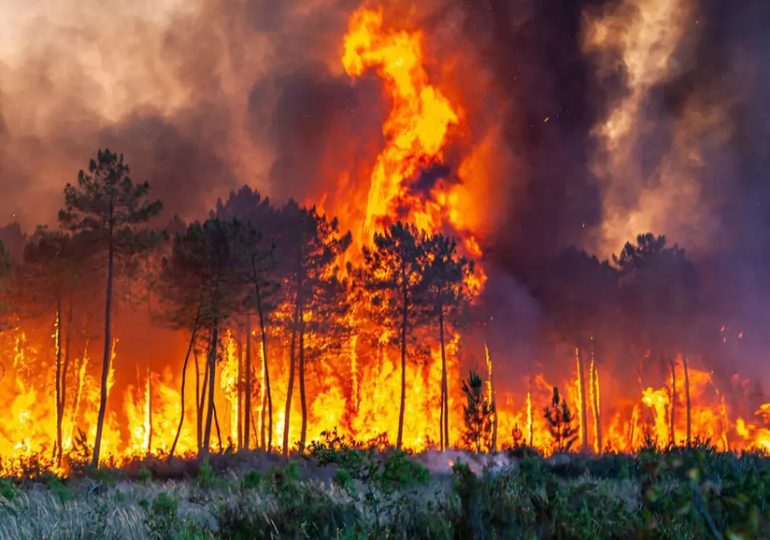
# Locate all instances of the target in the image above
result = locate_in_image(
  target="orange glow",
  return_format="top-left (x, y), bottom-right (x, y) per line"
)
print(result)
top-left (1, 4), bottom-right (770, 474)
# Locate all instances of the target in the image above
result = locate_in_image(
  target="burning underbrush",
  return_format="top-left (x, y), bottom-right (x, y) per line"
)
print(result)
top-left (0, 2), bottom-right (768, 482)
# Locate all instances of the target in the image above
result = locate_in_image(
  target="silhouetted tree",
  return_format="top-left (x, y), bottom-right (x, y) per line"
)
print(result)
top-left (59, 149), bottom-right (162, 466)
top-left (358, 222), bottom-right (428, 449)
top-left (544, 386), bottom-right (578, 452)
top-left (236, 221), bottom-right (280, 451)
top-left (614, 233), bottom-right (699, 353)
top-left (214, 187), bottom-right (279, 450)
top-left (422, 233), bottom-right (474, 449)
top-left (461, 370), bottom-right (494, 452)
top-left (19, 228), bottom-right (83, 465)
top-left (279, 202), bottom-right (351, 453)
top-left (158, 217), bottom-right (242, 458)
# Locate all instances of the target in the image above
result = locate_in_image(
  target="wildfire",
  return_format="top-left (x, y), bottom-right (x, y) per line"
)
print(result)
top-left (0, 4), bottom-right (769, 476)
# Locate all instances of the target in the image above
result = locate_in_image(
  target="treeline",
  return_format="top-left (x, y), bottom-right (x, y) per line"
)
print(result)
top-left (0, 149), bottom-right (478, 466)
top-left (0, 148), bottom-right (710, 464)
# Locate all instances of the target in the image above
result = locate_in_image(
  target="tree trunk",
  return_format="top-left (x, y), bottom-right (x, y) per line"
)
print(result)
top-left (147, 369), bottom-right (153, 454)
top-left (255, 281), bottom-right (273, 452)
top-left (397, 285), bottom-right (408, 450)
top-left (195, 351), bottom-right (202, 451)
top-left (54, 298), bottom-right (63, 466)
top-left (683, 355), bottom-right (691, 446)
top-left (236, 325), bottom-right (243, 449)
top-left (485, 343), bottom-right (497, 452)
top-left (575, 347), bottom-right (589, 453)
top-left (169, 309), bottom-right (200, 459)
top-left (439, 307), bottom-right (448, 450)
top-left (298, 304), bottom-right (307, 451)
top-left (669, 357), bottom-right (677, 447)
top-left (213, 401), bottom-right (223, 453)
top-left (92, 227), bottom-right (114, 468)
top-left (201, 320), bottom-right (219, 458)
top-left (589, 345), bottom-right (602, 453)
top-left (60, 301), bottom-right (73, 464)
top-left (282, 302), bottom-right (299, 455)
top-left (244, 313), bottom-right (251, 450)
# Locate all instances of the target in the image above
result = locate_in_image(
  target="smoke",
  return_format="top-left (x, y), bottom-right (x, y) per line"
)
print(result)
top-left (1, 0), bottom-right (769, 381)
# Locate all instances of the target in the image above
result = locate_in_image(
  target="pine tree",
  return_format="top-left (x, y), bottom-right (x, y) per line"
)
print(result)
top-left (421, 233), bottom-right (474, 450)
top-left (158, 217), bottom-right (243, 458)
top-left (59, 149), bottom-right (162, 466)
top-left (357, 222), bottom-right (428, 450)
top-left (19, 228), bottom-right (85, 465)
top-left (461, 370), bottom-right (494, 452)
top-left (544, 386), bottom-right (578, 453)
top-left (279, 202), bottom-right (350, 454)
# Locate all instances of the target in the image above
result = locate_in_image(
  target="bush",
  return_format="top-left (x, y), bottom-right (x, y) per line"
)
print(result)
top-left (0, 478), bottom-right (18, 500)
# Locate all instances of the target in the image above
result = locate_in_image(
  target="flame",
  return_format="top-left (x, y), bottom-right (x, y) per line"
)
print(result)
top-left (1, 3), bottom-right (770, 473)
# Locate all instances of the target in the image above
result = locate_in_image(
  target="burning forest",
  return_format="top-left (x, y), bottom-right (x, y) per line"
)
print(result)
top-left (0, 0), bottom-right (769, 478)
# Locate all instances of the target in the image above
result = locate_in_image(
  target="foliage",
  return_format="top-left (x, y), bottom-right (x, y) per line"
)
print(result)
top-left (544, 386), bottom-right (578, 452)
top-left (0, 450), bottom-right (769, 538)
top-left (461, 370), bottom-right (495, 452)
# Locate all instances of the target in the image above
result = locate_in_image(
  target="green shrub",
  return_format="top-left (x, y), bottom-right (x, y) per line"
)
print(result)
top-left (240, 470), bottom-right (261, 490)
top-left (137, 466), bottom-right (152, 484)
top-left (151, 491), bottom-right (178, 516)
top-left (45, 476), bottom-right (72, 503)
top-left (0, 478), bottom-right (18, 500)
top-left (334, 468), bottom-right (353, 490)
top-left (197, 457), bottom-right (215, 488)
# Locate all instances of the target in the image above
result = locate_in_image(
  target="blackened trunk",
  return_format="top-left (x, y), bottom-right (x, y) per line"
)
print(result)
top-left (236, 326), bottom-right (243, 449)
top-left (299, 305), bottom-right (307, 451)
top-left (147, 371), bottom-right (153, 454)
top-left (213, 400), bottom-right (223, 453)
top-left (201, 321), bottom-right (219, 458)
top-left (169, 309), bottom-right (200, 459)
top-left (54, 298), bottom-right (63, 466)
top-left (282, 302), bottom-right (299, 455)
top-left (195, 352), bottom-right (203, 451)
top-left (244, 315), bottom-right (251, 449)
top-left (397, 285), bottom-right (408, 450)
top-left (255, 281), bottom-right (273, 452)
top-left (92, 225), bottom-right (114, 468)
top-left (669, 357), bottom-right (677, 447)
top-left (683, 355), bottom-right (692, 446)
top-left (439, 306), bottom-right (448, 450)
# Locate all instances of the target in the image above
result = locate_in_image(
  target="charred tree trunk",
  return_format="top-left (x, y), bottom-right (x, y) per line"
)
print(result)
top-left (54, 298), bottom-right (64, 466)
top-left (213, 400), bottom-right (223, 453)
top-left (243, 314), bottom-right (251, 450)
top-left (298, 305), bottom-right (308, 451)
top-left (201, 320), bottom-right (219, 458)
top-left (195, 351), bottom-right (203, 451)
top-left (669, 357), bottom-right (677, 447)
top-left (282, 302), bottom-right (299, 455)
top-left (575, 347), bottom-right (589, 453)
top-left (92, 220), bottom-right (114, 468)
top-left (62, 303), bottom-right (73, 405)
top-left (439, 306), bottom-right (449, 450)
top-left (236, 324), bottom-right (243, 449)
top-left (397, 283), bottom-right (409, 450)
top-left (147, 369), bottom-right (153, 454)
top-left (683, 355), bottom-right (692, 446)
top-left (169, 309), bottom-right (200, 459)
top-left (255, 280), bottom-right (273, 452)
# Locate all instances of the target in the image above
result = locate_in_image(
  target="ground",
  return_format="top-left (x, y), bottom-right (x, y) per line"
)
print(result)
top-left (0, 444), bottom-right (768, 539)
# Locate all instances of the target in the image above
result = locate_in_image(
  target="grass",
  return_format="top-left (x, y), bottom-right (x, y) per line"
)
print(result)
top-left (0, 443), bottom-right (769, 539)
